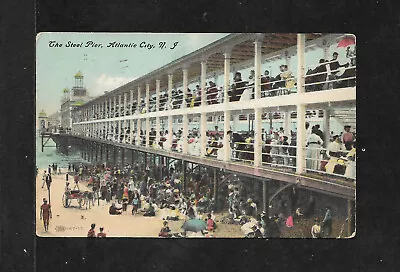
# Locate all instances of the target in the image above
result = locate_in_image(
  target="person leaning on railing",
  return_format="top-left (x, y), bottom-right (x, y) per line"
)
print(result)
top-left (329, 52), bottom-right (349, 89)
top-left (228, 72), bottom-right (248, 102)
top-left (261, 70), bottom-right (271, 97)
top-left (206, 81), bottom-right (218, 105)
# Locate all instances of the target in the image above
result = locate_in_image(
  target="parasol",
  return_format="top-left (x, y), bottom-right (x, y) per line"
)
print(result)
top-left (181, 219), bottom-right (207, 232)
top-left (337, 36), bottom-right (355, 48)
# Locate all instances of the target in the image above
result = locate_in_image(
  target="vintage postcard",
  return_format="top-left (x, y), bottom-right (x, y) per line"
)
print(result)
top-left (36, 33), bottom-right (356, 238)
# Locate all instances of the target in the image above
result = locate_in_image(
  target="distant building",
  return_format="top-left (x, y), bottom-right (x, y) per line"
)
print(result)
top-left (37, 109), bottom-right (48, 133)
top-left (47, 111), bottom-right (61, 133)
top-left (60, 71), bottom-right (92, 130)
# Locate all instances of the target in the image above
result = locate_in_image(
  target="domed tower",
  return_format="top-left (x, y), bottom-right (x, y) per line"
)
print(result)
top-left (62, 87), bottom-right (70, 103)
top-left (38, 109), bottom-right (48, 132)
top-left (71, 71), bottom-right (87, 98)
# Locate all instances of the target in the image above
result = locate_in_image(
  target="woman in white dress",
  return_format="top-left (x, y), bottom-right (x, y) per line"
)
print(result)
top-left (306, 130), bottom-right (324, 171)
top-left (344, 142), bottom-right (356, 179)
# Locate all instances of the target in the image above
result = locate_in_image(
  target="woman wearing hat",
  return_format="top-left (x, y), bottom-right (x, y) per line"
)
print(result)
top-left (87, 223), bottom-right (96, 238)
top-left (97, 227), bottom-right (106, 238)
top-left (159, 221), bottom-right (171, 238)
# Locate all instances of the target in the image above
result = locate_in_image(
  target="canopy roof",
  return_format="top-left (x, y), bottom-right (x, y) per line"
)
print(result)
top-left (38, 110), bottom-right (47, 117)
top-left (74, 71), bottom-right (83, 78)
top-left (77, 33), bottom-right (343, 109)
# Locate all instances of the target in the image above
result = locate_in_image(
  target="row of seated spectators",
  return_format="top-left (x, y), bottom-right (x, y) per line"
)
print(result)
top-left (305, 51), bottom-right (356, 92)
top-left (81, 53), bottom-right (356, 121)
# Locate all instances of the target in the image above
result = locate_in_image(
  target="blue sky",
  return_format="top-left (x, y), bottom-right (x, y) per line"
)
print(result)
top-left (36, 33), bottom-right (352, 116)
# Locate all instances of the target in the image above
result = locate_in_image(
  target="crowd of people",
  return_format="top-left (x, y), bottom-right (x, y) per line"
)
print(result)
top-left (305, 50), bottom-right (356, 92)
top-left (38, 157), bottom-right (346, 238)
top-left (78, 118), bottom-right (356, 180)
top-left (75, 50), bottom-right (356, 125)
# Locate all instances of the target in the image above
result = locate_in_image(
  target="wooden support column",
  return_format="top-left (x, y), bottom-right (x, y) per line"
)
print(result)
top-left (183, 160), bottom-right (187, 194)
top-left (263, 179), bottom-right (269, 219)
top-left (113, 145), bottom-right (117, 165)
top-left (121, 148), bottom-right (125, 166)
top-left (99, 144), bottom-right (103, 162)
top-left (213, 168), bottom-right (218, 211)
top-left (347, 200), bottom-right (354, 236)
top-left (95, 143), bottom-right (98, 162)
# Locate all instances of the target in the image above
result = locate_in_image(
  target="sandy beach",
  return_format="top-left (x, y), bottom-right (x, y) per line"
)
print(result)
top-left (36, 168), bottom-right (243, 238)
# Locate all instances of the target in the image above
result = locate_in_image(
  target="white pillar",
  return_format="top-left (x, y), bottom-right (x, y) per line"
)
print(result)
top-left (323, 39), bottom-right (330, 61)
top-left (123, 92), bottom-right (127, 116)
top-left (113, 97), bottom-right (117, 140)
top-left (118, 95), bottom-right (122, 117)
top-left (285, 53), bottom-right (291, 70)
top-left (200, 113), bottom-right (207, 157)
top-left (253, 39), bottom-right (262, 166)
top-left (201, 61), bottom-right (207, 105)
top-left (168, 74), bottom-right (173, 111)
top-left (223, 111), bottom-right (231, 161)
top-left (254, 39), bottom-right (262, 100)
top-left (129, 90), bottom-right (133, 116)
top-left (156, 79), bottom-right (160, 112)
top-left (137, 86), bottom-right (142, 114)
top-left (296, 34), bottom-right (306, 174)
top-left (145, 83), bottom-right (150, 146)
top-left (130, 118), bottom-right (134, 144)
top-left (145, 83), bottom-right (150, 113)
top-left (182, 115), bottom-right (188, 154)
top-left (323, 109), bottom-right (330, 146)
top-left (123, 93), bottom-right (127, 142)
top-left (109, 98), bottom-right (112, 119)
top-left (254, 108), bottom-right (262, 167)
top-left (182, 68), bottom-right (188, 108)
top-left (167, 74), bottom-right (173, 150)
top-left (284, 110), bottom-right (291, 137)
top-left (156, 79), bottom-right (161, 145)
top-left (182, 68), bottom-right (189, 153)
top-left (136, 119), bottom-right (141, 145)
top-left (168, 116), bottom-right (173, 150)
top-left (223, 51), bottom-right (231, 161)
top-left (223, 51), bottom-right (231, 103)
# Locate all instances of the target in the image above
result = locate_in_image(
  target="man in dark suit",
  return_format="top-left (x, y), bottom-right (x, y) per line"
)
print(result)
top-left (45, 173), bottom-right (52, 191)
top-left (329, 52), bottom-right (349, 88)
top-left (228, 72), bottom-right (247, 102)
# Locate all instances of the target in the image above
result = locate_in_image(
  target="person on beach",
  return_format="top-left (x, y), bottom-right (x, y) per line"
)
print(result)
top-left (40, 198), bottom-right (52, 232)
top-left (97, 227), bottom-right (107, 238)
top-left (48, 165), bottom-right (52, 175)
top-left (58, 167), bottom-right (61, 175)
top-left (74, 174), bottom-right (80, 190)
top-left (207, 213), bottom-right (216, 232)
top-left (65, 173), bottom-right (69, 182)
top-left (158, 221), bottom-right (171, 238)
top-left (143, 202), bottom-right (156, 217)
top-left (87, 223), bottom-right (96, 238)
top-left (322, 206), bottom-right (333, 237)
top-left (109, 203), bottom-right (123, 215)
top-left (311, 219), bottom-right (322, 238)
top-left (45, 173), bottom-right (52, 191)
top-left (131, 195), bottom-right (139, 215)
top-left (41, 170), bottom-right (47, 188)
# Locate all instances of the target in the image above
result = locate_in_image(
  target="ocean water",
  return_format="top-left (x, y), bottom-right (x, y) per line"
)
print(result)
top-left (35, 136), bottom-right (87, 169)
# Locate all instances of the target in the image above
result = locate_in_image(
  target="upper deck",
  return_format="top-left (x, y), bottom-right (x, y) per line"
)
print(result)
top-left (68, 33), bottom-right (356, 200)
